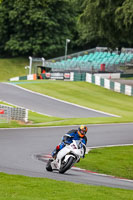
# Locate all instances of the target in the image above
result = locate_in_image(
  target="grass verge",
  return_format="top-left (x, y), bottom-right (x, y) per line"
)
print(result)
top-left (0, 57), bottom-right (28, 81)
top-left (1, 80), bottom-right (133, 127)
top-left (76, 146), bottom-right (133, 180)
top-left (16, 80), bottom-right (133, 124)
top-left (0, 68), bottom-right (133, 195)
top-left (0, 110), bottom-right (63, 128)
top-left (0, 173), bottom-right (133, 200)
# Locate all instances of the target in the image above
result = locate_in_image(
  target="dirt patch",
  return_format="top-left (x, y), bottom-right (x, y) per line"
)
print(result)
top-left (18, 120), bottom-right (33, 125)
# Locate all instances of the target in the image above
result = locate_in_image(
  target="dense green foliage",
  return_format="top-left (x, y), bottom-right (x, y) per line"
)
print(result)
top-left (78, 0), bottom-right (133, 49)
top-left (0, 0), bottom-right (76, 57)
top-left (0, 0), bottom-right (133, 58)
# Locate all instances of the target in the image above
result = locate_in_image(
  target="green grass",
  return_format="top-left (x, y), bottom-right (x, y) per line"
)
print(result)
top-left (0, 101), bottom-right (14, 106)
top-left (0, 109), bottom-right (63, 128)
top-left (76, 146), bottom-right (133, 180)
top-left (1, 79), bottom-right (133, 127)
top-left (1, 60), bottom-right (133, 195)
top-left (0, 57), bottom-right (28, 81)
top-left (28, 110), bottom-right (62, 124)
top-left (0, 100), bottom-right (63, 127)
top-left (0, 173), bottom-right (133, 200)
top-left (16, 80), bottom-right (133, 124)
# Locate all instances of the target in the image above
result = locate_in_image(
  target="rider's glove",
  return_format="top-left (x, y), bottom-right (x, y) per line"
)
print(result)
top-left (64, 141), bottom-right (71, 145)
top-left (62, 135), bottom-right (73, 144)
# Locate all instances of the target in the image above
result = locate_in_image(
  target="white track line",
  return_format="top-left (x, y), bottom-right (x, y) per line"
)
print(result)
top-left (5, 82), bottom-right (120, 118)
top-left (87, 143), bottom-right (133, 150)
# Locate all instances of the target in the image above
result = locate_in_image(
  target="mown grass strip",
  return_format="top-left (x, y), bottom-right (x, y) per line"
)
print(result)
top-left (1, 80), bottom-right (133, 127)
top-left (0, 58), bottom-right (28, 81)
top-left (16, 80), bottom-right (133, 123)
top-left (0, 109), bottom-right (63, 128)
top-left (0, 100), bottom-right (63, 128)
top-left (0, 173), bottom-right (133, 200)
top-left (76, 146), bottom-right (133, 180)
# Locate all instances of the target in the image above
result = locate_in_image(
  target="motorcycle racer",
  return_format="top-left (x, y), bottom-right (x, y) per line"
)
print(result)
top-left (52, 125), bottom-right (88, 158)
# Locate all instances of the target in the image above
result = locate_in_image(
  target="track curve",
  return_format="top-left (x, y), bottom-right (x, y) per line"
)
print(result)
top-left (0, 124), bottom-right (133, 190)
top-left (0, 82), bottom-right (133, 189)
top-left (0, 82), bottom-right (116, 118)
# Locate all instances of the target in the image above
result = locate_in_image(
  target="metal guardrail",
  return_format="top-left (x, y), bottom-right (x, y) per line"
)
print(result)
top-left (46, 47), bottom-right (133, 63)
top-left (0, 104), bottom-right (28, 123)
top-left (47, 48), bottom-right (96, 63)
top-left (121, 48), bottom-right (133, 53)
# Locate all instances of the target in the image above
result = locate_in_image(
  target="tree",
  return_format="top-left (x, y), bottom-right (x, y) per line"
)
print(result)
top-left (115, 0), bottom-right (133, 47)
top-left (0, 0), bottom-right (76, 58)
top-left (78, 0), bottom-right (133, 49)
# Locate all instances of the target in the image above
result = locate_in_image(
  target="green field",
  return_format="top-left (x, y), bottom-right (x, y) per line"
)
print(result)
top-left (0, 173), bottom-right (133, 200)
top-left (16, 80), bottom-right (133, 125)
top-left (76, 145), bottom-right (133, 180)
top-left (1, 79), bottom-right (133, 127)
top-left (0, 57), bottom-right (28, 81)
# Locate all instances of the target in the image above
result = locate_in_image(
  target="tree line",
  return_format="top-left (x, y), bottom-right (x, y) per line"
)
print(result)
top-left (0, 0), bottom-right (133, 58)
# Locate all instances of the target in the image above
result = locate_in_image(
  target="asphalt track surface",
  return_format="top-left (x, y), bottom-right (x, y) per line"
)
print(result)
top-left (0, 82), bottom-right (116, 118)
top-left (0, 124), bottom-right (133, 190)
top-left (0, 82), bottom-right (133, 190)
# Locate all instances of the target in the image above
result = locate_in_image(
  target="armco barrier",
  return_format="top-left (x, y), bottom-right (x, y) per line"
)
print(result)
top-left (9, 72), bottom-right (133, 96)
top-left (9, 74), bottom-right (37, 81)
top-left (74, 72), bottom-right (86, 81)
top-left (9, 73), bottom-right (74, 81)
top-left (86, 73), bottom-right (133, 96)
top-left (0, 104), bottom-right (28, 122)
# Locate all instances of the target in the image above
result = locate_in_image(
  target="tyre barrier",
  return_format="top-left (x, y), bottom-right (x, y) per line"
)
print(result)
top-left (0, 104), bottom-right (28, 123)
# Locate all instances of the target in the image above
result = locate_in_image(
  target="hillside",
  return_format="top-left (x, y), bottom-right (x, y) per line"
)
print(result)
top-left (0, 58), bottom-right (28, 81)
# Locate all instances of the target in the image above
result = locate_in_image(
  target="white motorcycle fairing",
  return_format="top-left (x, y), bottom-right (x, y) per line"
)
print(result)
top-left (46, 140), bottom-right (85, 173)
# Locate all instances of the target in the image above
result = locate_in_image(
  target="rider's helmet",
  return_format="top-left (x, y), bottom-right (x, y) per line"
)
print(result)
top-left (78, 125), bottom-right (88, 138)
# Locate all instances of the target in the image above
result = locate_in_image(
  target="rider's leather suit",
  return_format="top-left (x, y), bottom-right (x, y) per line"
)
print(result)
top-left (52, 129), bottom-right (87, 158)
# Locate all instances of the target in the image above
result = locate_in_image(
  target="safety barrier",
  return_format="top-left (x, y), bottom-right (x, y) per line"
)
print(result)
top-left (9, 74), bottom-right (37, 81)
top-left (9, 72), bottom-right (133, 96)
top-left (86, 73), bottom-right (133, 96)
top-left (0, 108), bottom-right (10, 123)
top-left (0, 104), bottom-right (28, 123)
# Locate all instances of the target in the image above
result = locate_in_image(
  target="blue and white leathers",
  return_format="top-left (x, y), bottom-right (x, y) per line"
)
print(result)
top-left (52, 130), bottom-right (87, 157)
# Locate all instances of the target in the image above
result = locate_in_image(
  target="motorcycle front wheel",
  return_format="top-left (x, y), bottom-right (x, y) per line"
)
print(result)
top-left (59, 156), bottom-right (74, 174)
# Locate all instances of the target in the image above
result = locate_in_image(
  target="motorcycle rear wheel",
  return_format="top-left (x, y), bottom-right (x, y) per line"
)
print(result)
top-left (59, 157), bottom-right (74, 174)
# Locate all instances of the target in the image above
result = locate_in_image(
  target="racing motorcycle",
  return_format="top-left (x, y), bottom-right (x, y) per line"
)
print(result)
top-left (46, 140), bottom-right (85, 174)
